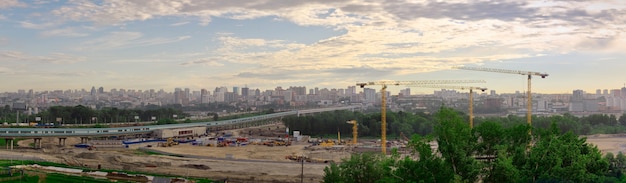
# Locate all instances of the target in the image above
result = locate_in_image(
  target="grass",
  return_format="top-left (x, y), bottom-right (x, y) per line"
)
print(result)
top-left (0, 160), bottom-right (216, 182)
top-left (133, 149), bottom-right (166, 156)
top-left (46, 173), bottom-right (119, 183)
top-left (0, 138), bottom-right (22, 147)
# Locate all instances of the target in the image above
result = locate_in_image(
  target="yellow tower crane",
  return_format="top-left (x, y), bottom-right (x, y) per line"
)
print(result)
top-left (357, 80), bottom-right (486, 154)
top-left (346, 120), bottom-right (358, 145)
top-left (452, 66), bottom-right (548, 128)
top-left (406, 85), bottom-right (487, 128)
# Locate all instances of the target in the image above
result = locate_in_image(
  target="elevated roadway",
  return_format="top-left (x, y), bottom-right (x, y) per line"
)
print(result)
top-left (0, 106), bottom-right (361, 149)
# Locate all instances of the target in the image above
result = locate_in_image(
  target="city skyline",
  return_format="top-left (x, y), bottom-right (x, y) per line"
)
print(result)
top-left (5, 83), bottom-right (626, 96)
top-left (1, 1), bottom-right (626, 94)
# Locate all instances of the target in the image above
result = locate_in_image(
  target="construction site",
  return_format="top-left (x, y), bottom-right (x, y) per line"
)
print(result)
top-left (3, 120), bottom-right (417, 183)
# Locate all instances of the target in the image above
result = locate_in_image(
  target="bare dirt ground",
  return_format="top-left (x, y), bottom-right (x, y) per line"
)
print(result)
top-left (3, 123), bottom-right (349, 183)
top-left (17, 125), bottom-right (626, 182)
top-left (584, 134), bottom-right (626, 155)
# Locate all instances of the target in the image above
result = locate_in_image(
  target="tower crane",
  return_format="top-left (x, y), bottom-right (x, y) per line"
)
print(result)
top-left (406, 85), bottom-right (487, 128)
top-left (357, 80), bottom-right (486, 154)
top-left (346, 120), bottom-right (358, 145)
top-left (452, 66), bottom-right (548, 128)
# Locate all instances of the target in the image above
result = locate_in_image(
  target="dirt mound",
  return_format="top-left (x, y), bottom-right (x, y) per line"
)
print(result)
top-left (75, 152), bottom-right (100, 160)
top-left (180, 164), bottom-right (211, 170)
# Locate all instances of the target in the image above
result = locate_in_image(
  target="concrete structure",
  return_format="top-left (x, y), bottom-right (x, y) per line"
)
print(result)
top-left (0, 107), bottom-right (360, 150)
top-left (154, 126), bottom-right (206, 139)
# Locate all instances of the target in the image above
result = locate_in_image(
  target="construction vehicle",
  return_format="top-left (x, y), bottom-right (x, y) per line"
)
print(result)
top-left (285, 154), bottom-right (334, 164)
top-left (357, 80), bottom-right (486, 154)
top-left (452, 66), bottom-right (548, 132)
top-left (406, 85), bottom-right (487, 128)
top-left (158, 138), bottom-right (179, 147)
top-left (319, 139), bottom-right (335, 147)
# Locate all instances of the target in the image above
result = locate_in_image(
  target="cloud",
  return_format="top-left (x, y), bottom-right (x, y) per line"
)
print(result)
top-left (40, 27), bottom-right (89, 37)
top-left (20, 21), bottom-right (57, 29)
top-left (180, 58), bottom-right (225, 66)
top-left (169, 21), bottom-right (190, 26)
top-left (79, 32), bottom-right (191, 50)
top-left (384, 1), bottom-right (535, 21)
top-left (53, 0), bottom-right (197, 25)
top-left (0, 37), bottom-right (7, 45)
top-left (0, 66), bottom-right (11, 74)
top-left (52, 0), bottom-right (364, 27)
top-left (0, 0), bottom-right (25, 9)
top-left (0, 51), bottom-right (85, 64)
top-left (11, 0), bottom-right (625, 91)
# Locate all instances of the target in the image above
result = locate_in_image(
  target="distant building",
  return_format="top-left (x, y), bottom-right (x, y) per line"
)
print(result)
top-left (241, 87), bottom-right (249, 97)
top-left (364, 88), bottom-right (377, 104)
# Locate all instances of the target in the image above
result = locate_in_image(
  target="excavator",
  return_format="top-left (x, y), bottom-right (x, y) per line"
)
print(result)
top-left (159, 138), bottom-right (179, 147)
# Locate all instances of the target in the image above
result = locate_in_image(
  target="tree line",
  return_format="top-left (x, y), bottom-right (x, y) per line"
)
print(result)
top-left (323, 107), bottom-right (626, 182)
top-left (282, 110), bottom-right (626, 137)
top-left (0, 105), bottom-right (187, 124)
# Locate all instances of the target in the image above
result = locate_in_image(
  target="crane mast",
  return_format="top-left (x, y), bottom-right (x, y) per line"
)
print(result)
top-left (357, 80), bottom-right (486, 154)
top-left (452, 66), bottom-right (548, 130)
top-left (346, 120), bottom-right (358, 145)
top-left (407, 85), bottom-right (487, 128)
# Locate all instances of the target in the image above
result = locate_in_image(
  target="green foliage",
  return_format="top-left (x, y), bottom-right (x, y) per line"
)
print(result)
top-left (434, 107), bottom-right (481, 182)
top-left (19, 105), bottom-right (187, 125)
top-left (322, 153), bottom-right (386, 183)
top-left (283, 110), bottom-right (435, 138)
top-left (391, 135), bottom-right (454, 183)
top-left (45, 173), bottom-right (115, 183)
top-left (156, 118), bottom-right (177, 125)
top-left (520, 124), bottom-right (609, 182)
top-left (323, 107), bottom-right (614, 183)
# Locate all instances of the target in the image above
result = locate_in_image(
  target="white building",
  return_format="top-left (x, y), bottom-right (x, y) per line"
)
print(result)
top-left (153, 126), bottom-right (206, 139)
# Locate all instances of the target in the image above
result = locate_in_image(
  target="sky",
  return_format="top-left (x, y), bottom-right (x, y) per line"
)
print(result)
top-left (1, 0), bottom-right (626, 94)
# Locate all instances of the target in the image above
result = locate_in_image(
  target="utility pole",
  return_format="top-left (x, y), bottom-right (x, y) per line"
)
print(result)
top-left (301, 153), bottom-right (304, 183)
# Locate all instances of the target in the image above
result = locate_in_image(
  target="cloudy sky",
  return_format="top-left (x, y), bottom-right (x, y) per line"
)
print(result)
top-left (1, 0), bottom-right (625, 94)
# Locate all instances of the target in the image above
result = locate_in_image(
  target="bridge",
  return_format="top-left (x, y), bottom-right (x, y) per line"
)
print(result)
top-left (296, 105), bottom-right (360, 116)
top-left (0, 106), bottom-right (361, 149)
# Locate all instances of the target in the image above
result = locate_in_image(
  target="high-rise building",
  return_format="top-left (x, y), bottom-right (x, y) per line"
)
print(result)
top-left (174, 88), bottom-right (182, 104)
top-left (364, 88), bottom-right (377, 103)
top-left (399, 88), bottom-right (410, 96)
top-left (98, 87), bottom-right (104, 94)
top-left (289, 86), bottom-right (306, 95)
top-left (183, 88), bottom-right (190, 105)
top-left (241, 87), bottom-right (249, 97)
top-left (233, 87), bottom-right (239, 95)
top-left (90, 86), bottom-right (96, 96)
top-left (572, 90), bottom-right (584, 101)
top-left (611, 89), bottom-right (621, 97)
top-left (200, 89), bottom-right (208, 104)
top-left (596, 89), bottom-right (602, 95)
top-left (346, 86), bottom-right (356, 95)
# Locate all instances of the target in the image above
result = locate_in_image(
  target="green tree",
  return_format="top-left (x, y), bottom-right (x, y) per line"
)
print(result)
top-left (619, 113), bottom-right (626, 126)
top-left (322, 153), bottom-right (386, 183)
top-left (484, 147), bottom-right (522, 183)
top-left (521, 123), bottom-right (609, 182)
top-left (434, 107), bottom-right (481, 182)
top-left (392, 135), bottom-right (454, 183)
